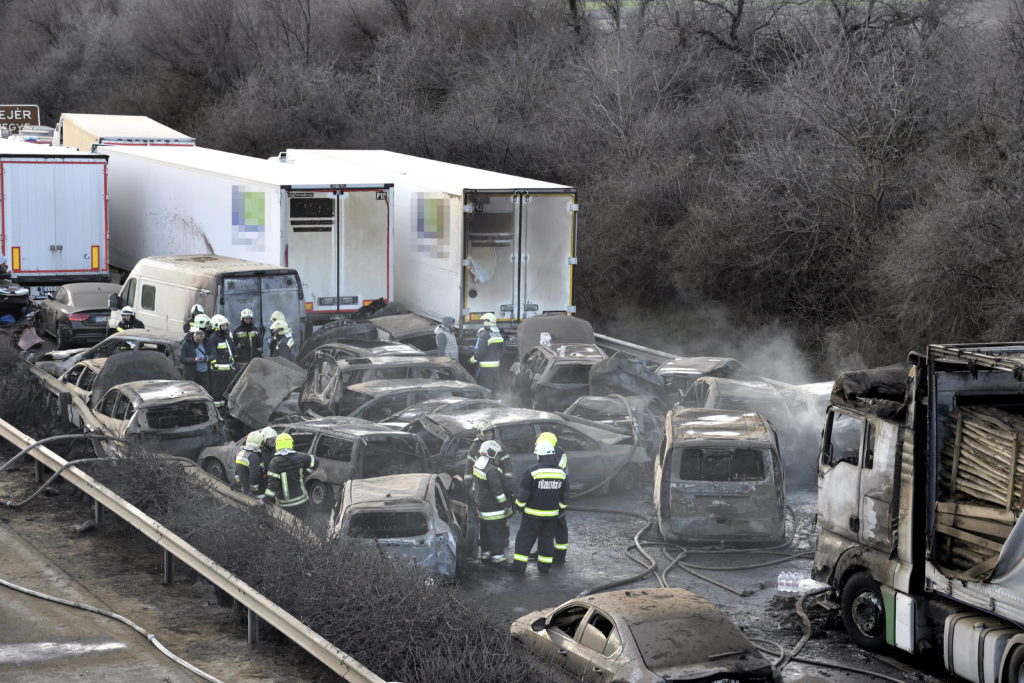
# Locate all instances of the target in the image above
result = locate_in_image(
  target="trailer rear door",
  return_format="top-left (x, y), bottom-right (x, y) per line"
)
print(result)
top-left (463, 191), bottom-right (575, 324)
top-left (2, 156), bottom-right (107, 279)
top-left (286, 187), bottom-right (391, 319)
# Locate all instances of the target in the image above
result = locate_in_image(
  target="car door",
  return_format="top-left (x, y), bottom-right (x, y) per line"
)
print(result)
top-left (431, 481), bottom-right (460, 565)
top-left (495, 422), bottom-right (541, 482)
top-left (312, 433), bottom-right (355, 493)
top-left (572, 609), bottom-right (625, 682)
top-left (817, 408), bottom-right (866, 543)
top-left (533, 604), bottom-right (590, 669)
top-left (536, 422), bottom-right (607, 487)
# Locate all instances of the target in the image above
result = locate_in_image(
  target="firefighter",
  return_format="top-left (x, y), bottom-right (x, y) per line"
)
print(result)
top-left (434, 316), bottom-right (459, 362)
top-left (269, 319), bottom-right (296, 362)
top-left (474, 440), bottom-right (513, 566)
top-left (466, 419), bottom-right (516, 498)
top-left (261, 432), bottom-right (318, 521)
top-left (184, 313), bottom-right (212, 342)
top-left (231, 308), bottom-right (262, 366)
top-left (234, 431), bottom-right (267, 496)
top-left (469, 313), bottom-right (503, 393)
top-left (512, 440), bottom-right (568, 574)
top-left (208, 314), bottom-right (235, 408)
top-left (179, 326), bottom-right (212, 393)
top-left (537, 431), bottom-right (569, 566)
top-left (182, 303), bottom-right (205, 333)
top-left (115, 306), bottom-right (145, 332)
top-left (259, 426), bottom-right (278, 474)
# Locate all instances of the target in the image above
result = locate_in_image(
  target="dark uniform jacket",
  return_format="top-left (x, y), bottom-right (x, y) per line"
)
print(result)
top-left (234, 445), bottom-right (265, 495)
top-left (209, 330), bottom-right (235, 371)
top-left (231, 323), bottom-right (263, 364)
top-left (472, 326), bottom-right (504, 368)
top-left (466, 436), bottom-right (516, 498)
top-left (515, 454), bottom-right (569, 517)
top-left (265, 450), bottom-right (318, 507)
top-left (473, 455), bottom-right (513, 520)
top-left (269, 332), bottom-right (296, 362)
top-left (116, 317), bottom-right (145, 332)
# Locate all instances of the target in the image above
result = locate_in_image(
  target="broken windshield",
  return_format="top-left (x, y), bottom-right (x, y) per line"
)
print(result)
top-left (347, 510), bottom-right (429, 539)
top-left (677, 447), bottom-right (767, 482)
top-left (143, 402), bottom-right (213, 430)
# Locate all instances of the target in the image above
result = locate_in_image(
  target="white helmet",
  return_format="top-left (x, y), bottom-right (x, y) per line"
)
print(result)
top-left (192, 313), bottom-right (211, 329)
top-left (190, 304), bottom-right (205, 315)
top-left (210, 314), bottom-right (230, 328)
top-left (474, 419), bottom-right (493, 436)
top-left (481, 313), bottom-right (497, 325)
top-left (259, 426), bottom-right (278, 443)
top-left (121, 306), bottom-right (135, 316)
top-left (479, 440), bottom-right (502, 458)
top-left (270, 319), bottom-right (290, 334)
top-left (270, 310), bottom-right (286, 323)
top-left (240, 308), bottom-right (254, 320)
top-left (535, 441), bottom-right (556, 457)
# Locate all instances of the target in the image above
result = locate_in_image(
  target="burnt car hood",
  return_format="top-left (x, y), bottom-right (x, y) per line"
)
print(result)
top-left (516, 315), bottom-right (595, 361)
top-left (89, 351), bottom-right (179, 407)
top-left (589, 352), bottom-right (666, 402)
top-left (227, 357), bottom-right (307, 428)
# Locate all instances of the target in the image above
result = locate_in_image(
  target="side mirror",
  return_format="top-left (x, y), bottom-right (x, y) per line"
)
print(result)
top-left (530, 617), bottom-right (546, 633)
top-left (108, 293), bottom-right (121, 309)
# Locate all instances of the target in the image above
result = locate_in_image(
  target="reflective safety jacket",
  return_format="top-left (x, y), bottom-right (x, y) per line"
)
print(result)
top-left (471, 326), bottom-right (504, 368)
top-left (515, 453), bottom-right (569, 517)
top-left (466, 437), bottom-right (516, 498)
top-left (116, 317), bottom-right (145, 332)
top-left (233, 445), bottom-right (265, 495)
top-left (556, 445), bottom-right (568, 473)
top-left (231, 323), bottom-right (263, 364)
top-left (473, 455), bottom-right (513, 520)
top-left (210, 330), bottom-right (235, 371)
top-left (270, 331), bottom-right (296, 362)
top-left (265, 450), bottom-right (318, 508)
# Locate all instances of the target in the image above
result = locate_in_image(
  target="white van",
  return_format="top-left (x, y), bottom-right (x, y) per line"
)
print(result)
top-left (108, 255), bottom-right (306, 348)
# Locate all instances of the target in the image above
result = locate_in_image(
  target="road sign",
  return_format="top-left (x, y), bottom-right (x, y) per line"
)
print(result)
top-left (0, 105), bottom-right (40, 136)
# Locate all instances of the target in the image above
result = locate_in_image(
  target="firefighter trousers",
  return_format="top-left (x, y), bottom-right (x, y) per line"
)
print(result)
top-left (476, 366), bottom-right (499, 393)
top-left (513, 514), bottom-right (557, 573)
top-left (554, 513), bottom-right (568, 565)
top-left (479, 517), bottom-right (509, 562)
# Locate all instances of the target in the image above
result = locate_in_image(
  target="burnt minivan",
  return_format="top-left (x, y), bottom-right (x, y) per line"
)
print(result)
top-left (654, 408), bottom-right (785, 546)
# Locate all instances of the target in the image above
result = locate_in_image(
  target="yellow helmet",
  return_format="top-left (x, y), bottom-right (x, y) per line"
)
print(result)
top-left (536, 432), bottom-right (558, 447)
top-left (275, 433), bottom-right (294, 450)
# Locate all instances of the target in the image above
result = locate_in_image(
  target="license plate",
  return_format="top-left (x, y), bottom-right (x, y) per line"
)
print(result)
top-left (93, 316), bottom-right (107, 323)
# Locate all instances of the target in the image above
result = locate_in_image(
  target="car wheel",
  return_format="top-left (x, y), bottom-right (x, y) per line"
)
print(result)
top-left (202, 458), bottom-right (228, 483)
top-left (841, 571), bottom-right (887, 651)
top-left (308, 480), bottom-right (334, 513)
top-left (611, 463), bottom-right (641, 494)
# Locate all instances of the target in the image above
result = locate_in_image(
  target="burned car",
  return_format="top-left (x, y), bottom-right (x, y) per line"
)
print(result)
top-left (512, 588), bottom-right (779, 683)
top-left (297, 337), bottom-right (425, 368)
top-left (299, 355), bottom-right (475, 416)
top-left (655, 356), bottom-right (749, 398)
top-left (654, 408), bottom-right (786, 546)
top-left (33, 329), bottom-right (186, 378)
top-left (372, 313), bottom-right (445, 354)
top-left (318, 378), bottom-right (491, 422)
top-left (405, 406), bottom-right (647, 494)
top-left (328, 472), bottom-right (478, 579)
top-left (510, 314), bottom-right (607, 411)
top-left (562, 394), bottom-right (663, 458)
top-left (89, 380), bottom-right (226, 460)
top-left (198, 416), bottom-right (429, 512)
top-left (680, 377), bottom-right (792, 431)
top-left (377, 396), bottom-right (505, 430)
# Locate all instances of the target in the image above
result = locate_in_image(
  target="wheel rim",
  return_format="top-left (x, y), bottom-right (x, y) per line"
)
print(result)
top-left (851, 590), bottom-right (883, 637)
top-left (310, 482), bottom-right (325, 506)
top-left (205, 461), bottom-right (225, 481)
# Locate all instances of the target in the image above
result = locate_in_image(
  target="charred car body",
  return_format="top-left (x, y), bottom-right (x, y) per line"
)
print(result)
top-left (328, 472), bottom-right (478, 579)
top-left (312, 378), bottom-right (491, 422)
top-left (512, 588), bottom-right (778, 682)
top-left (198, 416), bottom-right (429, 512)
top-left (377, 396), bottom-right (505, 430)
top-left (405, 406), bottom-right (647, 494)
top-left (299, 355), bottom-right (475, 416)
top-left (34, 329), bottom-right (186, 378)
top-left (654, 408), bottom-right (786, 546)
top-left (562, 394), bottom-right (663, 459)
top-left (655, 356), bottom-right (748, 398)
top-left (510, 315), bottom-right (607, 411)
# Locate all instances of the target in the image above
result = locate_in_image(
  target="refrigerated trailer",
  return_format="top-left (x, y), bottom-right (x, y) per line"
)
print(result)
top-left (54, 113), bottom-right (195, 151)
top-left (0, 139), bottom-right (109, 295)
top-left (103, 145), bottom-right (393, 323)
top-left (280, 150), bottom-right (577, 332)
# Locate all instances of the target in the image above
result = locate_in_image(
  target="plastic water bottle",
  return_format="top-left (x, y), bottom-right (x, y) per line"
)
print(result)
top-left (777, 571), bottom-right (792, 592)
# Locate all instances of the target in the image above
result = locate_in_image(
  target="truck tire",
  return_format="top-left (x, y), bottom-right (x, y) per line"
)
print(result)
top-left (841, 571), bottom-right (887, 651)
top-left (1003, 645), bottom-right (1024, 681)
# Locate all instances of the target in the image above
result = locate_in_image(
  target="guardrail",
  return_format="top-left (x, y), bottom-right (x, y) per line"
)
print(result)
top-left (0, 417), bottom-right (383, 683)
top-left (594, 333), bottom-right (678, 364)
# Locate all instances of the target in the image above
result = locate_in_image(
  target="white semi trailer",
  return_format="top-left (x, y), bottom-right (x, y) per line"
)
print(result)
top-left (103, 146), bottom-right (394, 323)
top-left (53, 113), bottom-right (195, 151)
top-left (280, 150), bottom-right (577, 333)
top-left (0, 139), bottom-right (109, 296)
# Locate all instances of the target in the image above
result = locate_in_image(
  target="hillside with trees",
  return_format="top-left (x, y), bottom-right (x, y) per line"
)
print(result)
top-left (1, 0), bottom-right (1016, 374)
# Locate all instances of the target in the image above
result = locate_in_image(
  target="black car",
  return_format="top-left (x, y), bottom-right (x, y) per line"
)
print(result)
top-left (38, 282), bottom-right (122, 349)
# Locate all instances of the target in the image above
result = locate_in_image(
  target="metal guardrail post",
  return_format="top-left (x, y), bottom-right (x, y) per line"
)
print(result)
top-left (93, 499), bottom-right (104, 526)
top-left (0, 418), bottom-right (384, 683)
top-left (248, 609), bottom-right (260, 646)
top-left (34, 459), bottom-right (43, 483)
top-left (163, 550), bottom-right (174, 585)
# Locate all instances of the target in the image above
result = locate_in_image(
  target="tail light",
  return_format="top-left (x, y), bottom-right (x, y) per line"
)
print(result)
top-left (68, 313), bottom-right (91, 322)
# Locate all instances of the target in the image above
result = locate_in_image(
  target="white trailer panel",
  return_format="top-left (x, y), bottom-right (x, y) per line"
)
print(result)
top-left (282, 149), bottom-right (576, 329)
top-left (105, 146), bottom-right (392, 320)
top-left (0, 140), bottom-right (108, 289)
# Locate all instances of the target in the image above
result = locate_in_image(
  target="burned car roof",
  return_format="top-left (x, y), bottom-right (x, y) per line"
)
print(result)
top-left (291, 415), bottom-right (419, 438)
top-left (345, 379), bottom-right (485, 397)
top-left (332, 355), bottom-right (463, 368)
top-left (423, 406), bottom-right (563, 433)
top-left (114, 380), bottom-right (213, 405)
top-left (669, 408), bottom-right (774, 444)
top-left (656, 356), bottom-right (746, 375)
top-left (517, 315), bottom-right (596, 360)
top-left (371, 313), bottom-right (438, 338)
top-left (531, 343), bottom-right (606, 362)
top-left (344, 472), bottom-right (444, 505)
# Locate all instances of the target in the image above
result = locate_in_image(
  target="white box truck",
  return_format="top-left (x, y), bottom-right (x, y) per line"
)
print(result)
top-left (103, 145), bottom-right (393, 323)
top-left (53, 113), bottom-right (195, 151)
top-left (0, 139), bottom-right (109, 296)
top-left (280, 150), bottom-right (577, 332)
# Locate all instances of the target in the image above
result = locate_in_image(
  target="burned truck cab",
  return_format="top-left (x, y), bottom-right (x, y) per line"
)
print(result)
top-left (654, 407), bottom-right (786, 546)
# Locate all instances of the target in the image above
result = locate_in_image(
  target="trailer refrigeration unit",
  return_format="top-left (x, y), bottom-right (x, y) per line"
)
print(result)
top-left (0, 139), bottom-right (109, 297)
top-left (103, 145), bottom-right (393, 323)
top-left (53, 113), bottom-right (195, 152)
top-left (280, 149), bottom-right (577, 333)
top-left (815, 343), bottom-right (1024, 683)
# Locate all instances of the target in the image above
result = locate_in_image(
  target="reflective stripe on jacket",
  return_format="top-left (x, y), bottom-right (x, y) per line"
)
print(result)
top-left (515, 454), bottom-right (568, 517)
top-left (264, 450), bottom-right (318, 507)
